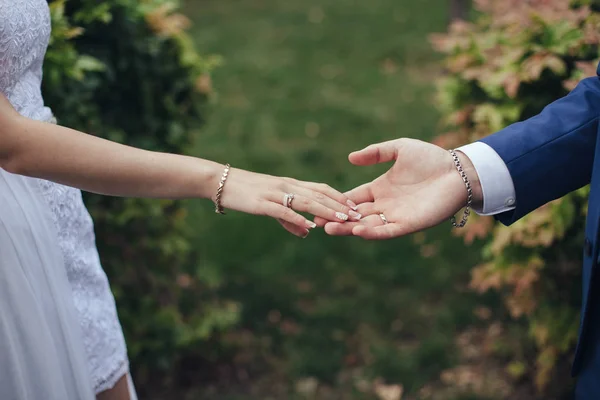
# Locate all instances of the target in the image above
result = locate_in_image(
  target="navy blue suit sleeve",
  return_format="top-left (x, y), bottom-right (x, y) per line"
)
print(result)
top-left (480, 76), bottom-right (600, 225)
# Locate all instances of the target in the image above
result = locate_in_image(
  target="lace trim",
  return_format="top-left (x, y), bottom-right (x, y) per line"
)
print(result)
top-left (94, 357), bottom-right (130, 394)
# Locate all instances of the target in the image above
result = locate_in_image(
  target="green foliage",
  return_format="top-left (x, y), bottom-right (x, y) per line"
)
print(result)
top-left (432, 0), bottom-right (600, 394)
top-left (43, 0), bottom-right (233, 387)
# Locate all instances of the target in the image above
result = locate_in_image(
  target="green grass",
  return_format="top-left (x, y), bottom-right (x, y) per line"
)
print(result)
top-left (182, 0), bottom-right (486, 398)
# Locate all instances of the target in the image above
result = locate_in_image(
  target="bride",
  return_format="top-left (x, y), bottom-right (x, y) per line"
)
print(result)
top-left (0, 1), bottom-right (359, 399)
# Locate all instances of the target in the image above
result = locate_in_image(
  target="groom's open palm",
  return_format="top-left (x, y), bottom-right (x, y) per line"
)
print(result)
top-left (317, 138), bottom-right (480, 239)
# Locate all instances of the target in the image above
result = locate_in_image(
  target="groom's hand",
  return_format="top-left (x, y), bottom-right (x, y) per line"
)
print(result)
top-left (316, 138), bottom-right (483, 239)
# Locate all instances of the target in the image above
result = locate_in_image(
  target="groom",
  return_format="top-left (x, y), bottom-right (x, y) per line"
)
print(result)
top-left (318, 65), bottom-right (600, 398)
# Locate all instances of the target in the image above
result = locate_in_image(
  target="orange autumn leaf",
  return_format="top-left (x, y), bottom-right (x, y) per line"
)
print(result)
top-left (490, 227), bottom-right (512, 256)
top-left (506, 291), bottom-right (537, 318)
top-left (146, 4), bottom-right (191, 37)
top-left (502, 72), bottom-right (521, 98)
top-left (432, 131), bottom-right (468, 149)
top-left (454, 215), bottom-right (494, 244)
top-left (470, 263), bottom-right (502, 293)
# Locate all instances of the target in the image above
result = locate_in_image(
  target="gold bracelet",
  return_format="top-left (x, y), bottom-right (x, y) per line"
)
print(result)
top-left (214, 163), bottom-right (231, 215)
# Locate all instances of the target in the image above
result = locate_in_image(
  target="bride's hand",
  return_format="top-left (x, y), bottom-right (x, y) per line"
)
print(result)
top-left (0, 91), bottom-right (354, 239)
top-left (217, 168), bottom-right (360, 238)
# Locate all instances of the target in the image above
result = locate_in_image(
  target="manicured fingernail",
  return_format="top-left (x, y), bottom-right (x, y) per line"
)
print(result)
top-left (336, 212), bottom-right (349, 221)
top-left (347, 200), bottom-right (358, 210)
top-left (302, 230), bottom-right (310, 238)
top-left (349, 210), bottom-right (362, 220)
top-left (306, 220), bottom-right (317, 229)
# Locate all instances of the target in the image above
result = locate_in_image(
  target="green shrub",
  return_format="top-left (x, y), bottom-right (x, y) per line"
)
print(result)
top-left (44, 0), bottom-right (236, 389)
top-left (432, 0), bottom-right (600, 395)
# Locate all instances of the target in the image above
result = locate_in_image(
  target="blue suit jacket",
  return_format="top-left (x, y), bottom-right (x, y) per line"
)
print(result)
top-left (480, 63), bottom-right (600, 376)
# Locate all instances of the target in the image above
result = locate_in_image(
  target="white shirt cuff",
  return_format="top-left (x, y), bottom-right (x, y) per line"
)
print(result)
top-left (457, 142), bottom-right (516, 216)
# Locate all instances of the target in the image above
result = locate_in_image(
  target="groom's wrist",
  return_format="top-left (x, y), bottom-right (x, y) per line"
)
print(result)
top-left (455, 151), bottom-right (483, 209)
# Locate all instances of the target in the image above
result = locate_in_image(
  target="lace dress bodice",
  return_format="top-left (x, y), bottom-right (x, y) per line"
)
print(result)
top-left (0, 0), bottom-right (129, 393)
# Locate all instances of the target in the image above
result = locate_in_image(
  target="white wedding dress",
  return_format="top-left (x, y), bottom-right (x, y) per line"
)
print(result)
top-left (0, 0), bottom-right (135, 397)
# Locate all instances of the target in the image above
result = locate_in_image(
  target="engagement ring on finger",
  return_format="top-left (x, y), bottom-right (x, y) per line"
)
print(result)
top-left (283, 193), bottom-right (295, 208)
top-left (379, 213), bottom-right (388, 225)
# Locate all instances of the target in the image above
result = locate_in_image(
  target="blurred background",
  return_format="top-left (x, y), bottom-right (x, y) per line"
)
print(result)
top-left (44, 0), bottom-right (599, 399)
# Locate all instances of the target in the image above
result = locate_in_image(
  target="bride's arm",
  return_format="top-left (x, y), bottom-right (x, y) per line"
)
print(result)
top-left (2, 112), bottom-right (223, 200)
top-left (0, 96), bottom-right (356, 236)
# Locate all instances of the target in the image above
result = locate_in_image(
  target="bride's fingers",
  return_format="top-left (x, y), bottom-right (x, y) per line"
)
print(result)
top-left (324, 214), bottom-right (381, 236)
top-left (291, 186), bottom-right (360, 220)
top-left (278, 219), bottom-right (310, 238)
top-left (261, 203), bottom-right (317, 230)
top-left (317, 203), bottom-right (378, 228)
top-left (286, 179), bottom-right (358, 211)
top-left (267, 193), bottom-right (351, 222)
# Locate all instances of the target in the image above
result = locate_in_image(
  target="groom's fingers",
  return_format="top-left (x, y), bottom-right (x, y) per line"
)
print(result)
top-left (313, 216), bottom-right (329, 227)
top-left (323, 221), bottom-right (357, 236)
top-left (352, 223), bottom-right (407, 240)
top-left (324, 215), bottom-right (381, 236)
top-left (344, 182), bottom-right (374, 205)
top-left (348, 140), bottom-right (399, 166)
top-left (355, 202), bottom-right (378, 216)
